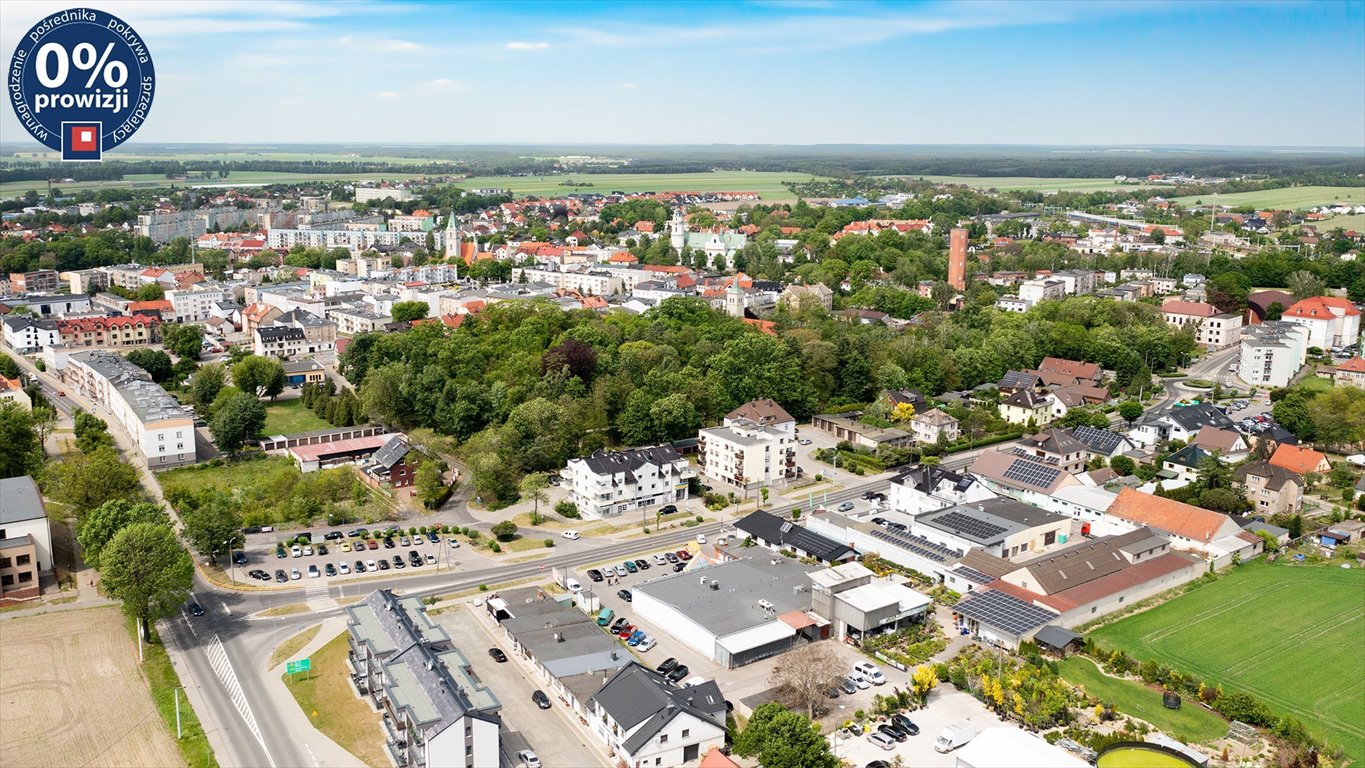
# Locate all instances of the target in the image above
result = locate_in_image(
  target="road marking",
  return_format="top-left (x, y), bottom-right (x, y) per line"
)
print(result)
top-left (220, 598), bottom-right (232, 615)
top-left (206, 634), bottom-right (278, 768)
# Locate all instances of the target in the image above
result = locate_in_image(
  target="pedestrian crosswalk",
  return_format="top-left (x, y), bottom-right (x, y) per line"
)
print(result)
top-left (206, 634), bottom-right (264, 747)
top-left (304, 583), bottom-right (336, 611)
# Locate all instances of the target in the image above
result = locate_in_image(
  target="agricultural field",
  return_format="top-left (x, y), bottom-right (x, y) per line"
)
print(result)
top-left (454, 171), bottom-right (822, 202)
top-left (0, 171), bottom-right (441, 198)
top-left (1315, 213), bottom-right (1365, 232)
top-left (897, 175), bottom-right (1155, 193)
top-left (1090, 561), bottom-right (1365, 761)
top-left (1170, 185), bottom-right (1365, 210)
top-left (0, 606), bottom-right (182, 768)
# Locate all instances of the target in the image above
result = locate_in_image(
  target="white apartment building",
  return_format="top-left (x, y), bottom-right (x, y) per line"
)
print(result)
top-left (562, 445), bottom-right (695, 519)
top-left (58, 350), bottom-right (196, 467)
top-left (267, 227), bottom-right (440, 252)
top-left (166, 284), bottom-right (228, 323)
top-left (254, 326), bottom-right (309, 358)
top-left (331, 307), bottom-right (392, 335)
top-left (1282, 296), bottom-right (1361, 349)
top-left (1052, 269), bottom-right (1097, 296)
top-left (1162, 300), bottom-right (1242, 349)
top-left (697, 418), bottom-right (797, 492)
top-left (354, 186), bottom-right (415, 203)
top-left (1239, 322), bottom-right (1310, 388)
top-left (587, 665), bottom-right (727, 768)
top-left (910, 409), bottom-right (960, 444)
top-left (136, 207), bottom-right (249, 243)
top-left (1018, 278), bottom-right (1066, 307)
top-left (2, 316), bottom-right (60, 352)
top-left (512, 267), bottom-right (623, 296)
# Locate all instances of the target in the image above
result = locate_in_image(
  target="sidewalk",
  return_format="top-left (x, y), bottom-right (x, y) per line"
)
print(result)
top-left (260, 616), bottom-right (365, 768)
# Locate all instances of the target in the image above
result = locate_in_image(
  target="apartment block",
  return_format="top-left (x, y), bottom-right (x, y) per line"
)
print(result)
top-left (0, 477), bottom-right (55, 604)
top-left (562, 445), bottom-right (695, 519)
top-left (698, 418), bottom-right (798, 492)
top-left (58, 350), bottom-right (196, 467)
top-left (1239, 322), bottom-right (1310, 388)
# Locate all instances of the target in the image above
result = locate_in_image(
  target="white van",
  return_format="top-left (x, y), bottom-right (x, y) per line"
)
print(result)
top-left (853, 661), bottom-right (887, 685)
top-left (934, 720), bottom-right (977, 753)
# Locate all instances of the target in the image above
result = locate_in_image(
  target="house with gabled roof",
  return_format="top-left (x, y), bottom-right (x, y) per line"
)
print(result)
top-left (1191, 425), bottom-right (1248, 461)
top-left (587, 663), bottom-right (727, 767)
top-left (969, 449), bottom-right (1081, 508)
top-left (1235, 461), bottom-right (1303, 515)
top-left (1068, 425), bottom-right (1136, 461)
top-left (1128, 402), bottom-right (1235, 448)
top-left (1269, 443), bottom-right (1331, 475)
top-left (999, 389), bottom-right (1053, 426)
top-left (889, 464), bottom-right (996, 516)
top-left (1104, 488), bottom-right (1259, 562)
top-left (1161, 443), bottom-right (1211, 484)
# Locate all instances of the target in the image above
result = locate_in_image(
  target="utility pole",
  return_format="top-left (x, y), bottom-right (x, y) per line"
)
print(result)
top-left (174, 686), bottom-right (183, 739)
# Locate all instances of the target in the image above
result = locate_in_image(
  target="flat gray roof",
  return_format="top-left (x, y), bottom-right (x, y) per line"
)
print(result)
top-left (917, 498), bottom-right (1066, 547)
top-left (635, 551), bottom-right (818, 638)
top-left (0, 476), bottom-right (46, 525)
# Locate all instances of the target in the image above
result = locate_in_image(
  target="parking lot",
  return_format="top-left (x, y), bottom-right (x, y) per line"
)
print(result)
top-left (231, 528), bottom-right (468, 586)
top-left (435, 604), bottom-right (609, 768)
top-left (834, 687), bottom-right (1004, 768)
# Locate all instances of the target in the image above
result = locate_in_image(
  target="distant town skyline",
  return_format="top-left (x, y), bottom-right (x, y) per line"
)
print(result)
top-left (3, 0), bottom-right (1363, 147)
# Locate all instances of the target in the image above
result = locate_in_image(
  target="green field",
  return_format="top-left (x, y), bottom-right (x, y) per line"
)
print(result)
top-left (1171, 186), bottom-right (1364, 210)
top-left (1090, 562), bottom-right (1365, 760)
top-left (1316, 213), bottom-right (1365, 232)
top-left (454, 171), bottom-right (822, 202)
top-left (0, 171), bottom-right (441, 198)
top-left (262, 399), bottom-right (331, 437)
top-left (894, 175), bottom-right (1154, 193)
top-left (1058, 656), bottom-right (1227, 743)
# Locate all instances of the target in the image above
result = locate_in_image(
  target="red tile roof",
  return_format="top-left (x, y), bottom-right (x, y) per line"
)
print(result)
top-left (1107, 488), bottom-right (1232, 544)
top-left (1161, 299), bottom-right (1218, 317)
top-left (1286, 296), bottom-right (1361, 318)
top-left (1337, 357), bottom-right (1365, 373)
top-left (1269, 443), bottom-right (1330, 475)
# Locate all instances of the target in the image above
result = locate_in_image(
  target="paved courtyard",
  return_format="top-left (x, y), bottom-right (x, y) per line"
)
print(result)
top-left (834, 687), bottom-right (1006, 768)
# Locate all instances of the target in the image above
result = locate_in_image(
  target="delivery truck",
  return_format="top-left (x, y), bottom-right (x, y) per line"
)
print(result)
top-left (934, 720), bottom-right (977, 753)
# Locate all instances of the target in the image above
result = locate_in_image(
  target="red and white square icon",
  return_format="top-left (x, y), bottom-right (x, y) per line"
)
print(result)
top-left (70, 126), bottom-right (98, 151)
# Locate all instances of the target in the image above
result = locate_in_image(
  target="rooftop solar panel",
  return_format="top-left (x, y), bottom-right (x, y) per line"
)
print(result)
top-left (867, 527), bottom-right (963, 563)
top-left (1002, 458), bottom-right (1063, 489)
top-left (932, 510), bottom-right (1008, 541)
top-left (950, 565), bottom-right (994, 586)
top-left (955, 589), bottom-right (1057, 636)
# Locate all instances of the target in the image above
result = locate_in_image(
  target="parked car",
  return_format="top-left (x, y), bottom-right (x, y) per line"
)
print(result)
top-left (666, 665), bottom-right (690, 682)
top-left (561, 530), bottom-right (581, 540)
top-left (339, 541), bottom-right (352, 553)
top-left (517, 750), bottom-right (540, 768)
top-left (623, 560), bottom-right (638, 573)
top-left (366, 559), bottom-right (378, 571)
top-left (676, 550), bottom-right (692, 561)
top-left (610, 617), bottom-right (629, 633)
top-left (878, 724), bottom-right (908, 742)
top-left (841, 677), bottom-right (858, 694)
top-left (290, 545), bottom-right (302, 558)
top-left (376, 559), bottom-right (389, 571)
top-left (409, 550), bottom-right (422, 567)
top-left (613, 564), bottom-right (629, 578)
top-left (617, 589), bottom-right (632, 602)
top-left (656, 657), bottom-right (679, 674)
top-left (392, 555), bottom-right (405, 569)
top-left (890, 714), bottom-right (920, 736)
top-left (347, 528), bottom-right (368, 538)
top-left (338, 562), bottom-right (351, 574)
top-left (354, 560), bottom-right (367, 573)
top-left (384, 538), bottom-right (396, 549)
top-left (799, 438), bottom-right (812, 446)
top-left (325, 563), bottom-right (337, 577)
top-left (427, 532), bottom-right (440, 544)
top-left (847, 673), bottom-right (870, 690)
top-left (187, 601), bottom-right (205, 617)
top-left (425, 553), bottom-right (435, 564)
top-left (248, 569), bottom-right (270, 581)
top-left (307, 564), bottom-right (320, 578)
top-left (586, 569), bottom-right (604, 582)
top-left (290, 568), bottom-right (301, 580)
top-left (672, 562), bottom-right (686, 572)
top-left (275, 546), bottom-right (287, 559)
top-left (837, 501), bottom-right (855, 512)
top-left (617, 624), bottom-right (636, 639)
top-left (488, 648), bottom-right (508, 663)
top-left (634, 558), bottom-right (650, 570)
top-left (275, 569), bottom-right (288, 583)
top-left (532, 690), bottom-right (551, 709)
top-left (566, 578), bottom-right (583, 594)
top-left (400, 536), bottom-right (411, 547)
top-left (627, 630), bottom-right (646, 646)
top-left (446, 538), bottom-right (460, 548)
top-left (659, 504), bottom-right (677, 515)
top-left (232, 551), bottom-right (248, 566)
top-left (637, 636), bottom-right (657, 652)
top-left (367, 540), bottom-right (379, 550)
top-left (316, 544), bottom-right (328, 555)
top-left (323, 531), bottom-right (343, 541)
top-left (868, 732), bottom-right (896, 751)
top-left (664, 552), bottom-right (678, 563)
top-left (853, 661), bottom-right (887, 685)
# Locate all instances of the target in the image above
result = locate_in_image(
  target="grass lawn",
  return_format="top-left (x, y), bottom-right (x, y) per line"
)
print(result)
top-left (1058, 657), bottom-right (1226, 743)
top-left (454, 171), bottom-right (821, 202)
top-left (1170, 186), bottom-right (1365, 210)
top-left (270, 624), bottom-right (322, 669)
top-left (282, 632), bottom-right (388, 768)
top-left (1315, 213), bottom-right (1365, 232)
top-left (142, 621), bottom-right (220, 768)
top-left (262, 399), bottom-right (331, 437)
top-left (1296, 376), bottom-right (1334, 393)
top-left (899, 175), bottom-right (1156, 193)
top-left (1091, 561), bottom-right (1365, 760)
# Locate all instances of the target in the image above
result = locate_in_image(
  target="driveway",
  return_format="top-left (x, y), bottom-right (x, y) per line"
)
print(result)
top-left (434, 605), bottom-right (608, 768)
top-left (834, 687), bottom-right (1004, 768)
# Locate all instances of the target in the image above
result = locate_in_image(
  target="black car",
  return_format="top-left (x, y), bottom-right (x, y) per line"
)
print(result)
top-left (610, 617), bottom-right (629, 633)
top-left (392, 555), bottom-right (406, 569)
top-left (664, 552), bottom-right (678, 563)
top-left (354, 560), bottom-right (367, 573)
top-left (275, 569), bottom-right (288, 583)
top-left (427, 532), bottom-right (440, 544)
top-left (347, 528), bottom-right (368, 538)
top-left (586, 569), bottom-right (604, 583)
top-left (826, 687), bottom-right (841, 699)
top-left (324, 531), bottom-right (344, 540)
top-left (188, 601), bottom-right (205, 617)
top-left (243, 526), bottom-right (262, 535)
top-left (488, 648), bottom-right (508, 663)
top-left (659, 504), bottom-right (678, 515)
top-left (248, 569), bottom-right (270, 581)
top-left (634, 558), bottom-right (650, 570)
top-left (672, 562), bottom-right (686, 572)
top-left (376, 559), bottom-right (390, 571)
top-left (871, 517), bottom-right (887, 527)
top-left (656, 657), bottom-right (679, 674)
top-left (408, 550), bottom-right (422, 567)
top-left (232, 551), bottom-right (248, 565)
top-left (617, 589), bottom-right (632, 602)
top-left (296, 532), bottom-right (313, 543)
top-left (890, 714), bottom-right (919, 736)
top-left (865, 761), bottom-right (891, 768)
top-left (325, 563), bottom-right (338, 577)
top-left (383, 537), bottom-right (396, 549)
top-left (877, 724), bottom-right (908, 742)
top-left (531, 690), bottom-right (551, 709)
top-left (316, 544), bottom-right (328, 555)
top-left (666, 665), bottom-right (690, 682)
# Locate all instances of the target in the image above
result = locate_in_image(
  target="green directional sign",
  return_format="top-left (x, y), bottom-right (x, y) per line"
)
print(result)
top-left (286, 658), bottom-right (311, 674)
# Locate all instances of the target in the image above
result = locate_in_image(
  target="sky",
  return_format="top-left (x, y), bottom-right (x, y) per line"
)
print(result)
top-left (3, 0), bottom-right (1364, 147)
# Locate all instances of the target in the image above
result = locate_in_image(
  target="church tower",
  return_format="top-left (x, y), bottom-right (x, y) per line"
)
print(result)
top-left (444, 211), bottom-right (461, 261)
top-left (670, 207), bottom-right (686, 251)
top-left (726, 278), bottom-right (745, 318)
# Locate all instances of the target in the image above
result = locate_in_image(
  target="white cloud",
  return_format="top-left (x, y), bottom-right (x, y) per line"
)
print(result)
top-left (506, 41), bottom-right (550, 50)
top-left (377, 91), bottom-right (400, 99)
top-left (618, 82), bottom-right (638, 89)
top-left (423, 78), bottom-right (469, 91)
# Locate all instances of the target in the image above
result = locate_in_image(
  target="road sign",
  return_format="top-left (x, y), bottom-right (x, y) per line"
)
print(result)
top-left (286, 658), bottom-right (311, 674)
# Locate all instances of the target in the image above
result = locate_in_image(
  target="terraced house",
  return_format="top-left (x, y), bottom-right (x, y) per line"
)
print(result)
top-left (56, 314), bottom-right (161, 348)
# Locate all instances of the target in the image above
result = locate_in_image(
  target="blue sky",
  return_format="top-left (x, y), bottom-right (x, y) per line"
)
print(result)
top-left (3, 0), bottom-right (1363, 147)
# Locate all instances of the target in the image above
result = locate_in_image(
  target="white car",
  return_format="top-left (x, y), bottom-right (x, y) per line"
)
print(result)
top-left (303, 545), bottom-right (313, 556)
top-left (696, 533), bottom-right (707, 544)
top-left (447, 538), bottom-right (461, 548)
top-left (637, 636), bottom-right (657, 652)
top-left (566, 578), bottom-right (583, 594)
top-left (561, 530), bottom-right (581, 540)
top-left (289, 568), bottom-right (301, 580)
top-left (613, 565), bottom-right (628, 578)
top-left (847, 672), bottom-right (870, 690)
top-left (652, 553), bottom-right (668, 566)
top-left (338, 562), bottom-right (351, 574)
top-left (366, 559), bottom-right (378, 571)
top-left (290, 545), bottom-right (302, 558)
top-left (853, 661), bottom-right (887, 685)
top-left (517, 750), bottom-right (541, 768)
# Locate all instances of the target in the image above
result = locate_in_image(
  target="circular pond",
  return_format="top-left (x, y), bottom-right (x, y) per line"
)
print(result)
top-left (1097, 744), bottom-right (1200, 768)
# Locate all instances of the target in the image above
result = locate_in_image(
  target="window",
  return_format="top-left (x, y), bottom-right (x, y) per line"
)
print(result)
top-left (15, 554), bottom-right (29, 566)
top-left (1, 575), bottom-right (11, 586)
top-left (0, 557), bottom-right (9, 568)
top-left (681, 729), bottom-right (689, 738)
top-left (660, 735), bottom-right (668, 744)
top-left (17, 571), bottom-right (32, 583)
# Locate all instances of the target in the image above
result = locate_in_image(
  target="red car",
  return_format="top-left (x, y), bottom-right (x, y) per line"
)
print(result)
top-left (617, 624), bottom-right (635, 639)
top-left (367, 540), bottom-right (379, 550)
top-left (675, 550), bottom-right (693, 561)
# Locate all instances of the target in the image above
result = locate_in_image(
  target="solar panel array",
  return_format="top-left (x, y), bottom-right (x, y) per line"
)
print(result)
top-left (868, 528), bottom-right (962, 563)
top-left (951, 565), bottom-right (994, 586)
top-left (956, 589), bottom-right (1057, 636)
top-left (1002, 458), bottom-right (1063, 489)
top-left (999, 371), bottom-right (1037, 389)
top-left (931, 510), bottom-right (1008, 542)
top-left (1072, 426), bottom-right (1122, 454)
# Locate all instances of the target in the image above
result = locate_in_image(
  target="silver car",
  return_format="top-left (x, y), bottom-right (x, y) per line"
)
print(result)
top-left (868, 732), bottom-right (895, 751)
top-left (614, 564), bottom-right (629, 578)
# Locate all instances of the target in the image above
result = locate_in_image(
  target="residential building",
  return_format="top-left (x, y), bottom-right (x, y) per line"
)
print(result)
top-left (807, 562), bottom-right (932, 642)
top-left (1067, 426), bottom-right (1135, 461)
top-left (1235, 461), bottom-right (1304, 515)
top-left (363, 435), bottom-right (423, 489)
top-left (1239, 322), bottom-right (1310, 388)
top-left (968, 449), bottom-right (1081, 508)
top-left (1012, 429), bottom-right (1088, 474)
top-left (282, 359), bottom-right (326, 387)
top-left (355, 185), bottom-right (415, 203)
top-left (1052, 269), bottom-right (1097, 296)
top-left (1042, 485), bottom-right (1118, 526)
top-left (61, 268), bottom-right (111, 295)
top-left (345, 589), bottom-right (501, 768)
top-left (274, 309), bottom-right (337, 353)
top-left (888, 464), bottom-right (996, 516)
top-left (630, 551), bottom-right (822, 668)
top-left (779, 283), bottom-right (834, 311)
top-left (57, 314), bottom-right (161, 348)
top-left (1162, 444), bottom-right (1212, 484)
top-left (1161, 299), bottom-right (1243, 348)
top-left (734, 510), bottom-right (856, 564)
top-left (995, 295), bottom-right (1028, 313)
top-left (331, 307), bottom-right (392, 336)
top-left (916, 498), bottom-right (1072, 561)
top-left (998, 389), bottom-right (1052, 426)
top-left (56, 350), bottom-right (196, 467)
top-left (254, 326), bottom-right (308, 358)
top-left (723, 398), bottom-right (795, 434)
top-left (809, 412), bottom-right (914, 450)
top-left (0, 476), bottom-right (55, 603)
top-left (166, 284), bottom-right (227, 323)
top-left (1246, 289), bottom-right (1294, 325)
top-left (587, 664), bottom-right (727, 768)
top-left (7, 269), bottom-right (59, 294)
top-left (136, 207), bottom-right (248, 243)
top-left (698, 418), bottom-right (797, 492)
top-left (1128, 403), bottom-right (1235, 448)
top-left (910, 409), bottom-right (959, 444)
top-left (562, 445), bottom-right (694, 519)
top-left (1104, 488), bottom-right (1259, 559)
top-left (1282, 296), bottom-right (1361, 349)
top-left (1018, 278), bottom-right (1065, 307)
top-left (0, 375), bottom-right (31, 410)
top-left (288, 433), bottom-right (393, 472)
top-left (1332, 357), bottom-right (1365, 388)
top-left (2, 315), bottom-right (60, 352)
top-left (1190, 425), bottom-right (1248, 462)
top-left (1036, 357), bottom-right (1103, 386)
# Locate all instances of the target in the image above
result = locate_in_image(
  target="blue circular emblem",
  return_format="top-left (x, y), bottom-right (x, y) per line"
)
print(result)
top-left (7, 7), bottom-right (155, 160)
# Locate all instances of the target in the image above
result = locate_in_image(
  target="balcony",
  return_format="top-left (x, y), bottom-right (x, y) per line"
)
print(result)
top-left (385, 739), bottom-right (409, 768)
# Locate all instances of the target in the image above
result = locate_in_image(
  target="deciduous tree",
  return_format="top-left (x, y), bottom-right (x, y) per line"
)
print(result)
top-left (209, 391), bottom-right (266, 455)
top-left (100, 522), bottom-right (194, 640)
top-left (769, 643), bottom-right (847, 719)
top-left (733, 701), bottom-right (839, 768)
top-left (77, 499), bottom-right (168, 568)
top-left (43, 446), bottom-right (140, 516)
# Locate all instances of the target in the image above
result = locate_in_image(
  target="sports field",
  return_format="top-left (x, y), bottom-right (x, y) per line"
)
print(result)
top-left (454, 171), bottom-right (821, 202)
top-left (1090, 562), bottom-right (1365, 760)
top-left (898, 175), bottom-right (1154, 193)
top-left (1170, 185), bottom-right (1364, 210)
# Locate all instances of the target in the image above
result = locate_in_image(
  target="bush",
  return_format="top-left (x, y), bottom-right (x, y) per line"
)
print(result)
top-left (554, 500), bottom-right (580, 519)
top-left (695, 514), bottom-right (703, 523)
top-left (478, 583), bottom-right (488, 591)
top-left (544, 538), bottom-right (554, 548)
top-left (489, 541), bottom-right (501, 553)
top-left (491, 520), bottom-right (518, 542)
